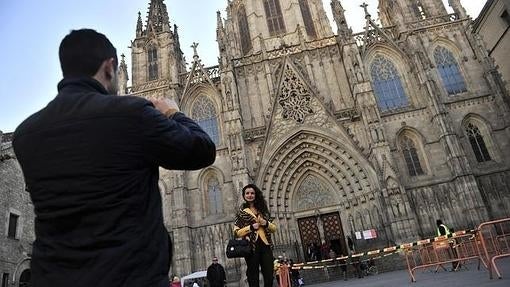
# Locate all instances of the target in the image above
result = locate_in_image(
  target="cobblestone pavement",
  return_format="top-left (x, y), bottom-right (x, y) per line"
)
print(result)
top-left (306, 259), bottom-right (510, 287)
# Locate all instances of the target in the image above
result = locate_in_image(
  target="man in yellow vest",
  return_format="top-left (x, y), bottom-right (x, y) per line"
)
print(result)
top-left (436, 219), bottom-right (459, 271)
top-left (436, 219), bottom-right (451, 237)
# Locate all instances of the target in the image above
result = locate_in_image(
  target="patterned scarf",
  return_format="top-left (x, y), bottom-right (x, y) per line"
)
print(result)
top-left (234, 209), bottom-right (273, 248)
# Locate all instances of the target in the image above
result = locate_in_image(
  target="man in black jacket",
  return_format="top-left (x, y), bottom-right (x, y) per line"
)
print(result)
top-left (13, 29), bottom-right (216, 287)
top-left (207, 257), bottom-right (226, 287)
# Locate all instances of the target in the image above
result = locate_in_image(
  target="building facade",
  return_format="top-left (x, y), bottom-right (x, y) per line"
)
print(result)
top-left (0, 132), bottom-right (33, 287)
top-left (1, 0), bottom-right (509, 286)
top-left (121, 0), bottom-right (510, 280)
top-left (473, 0), bottom-right (510, 96)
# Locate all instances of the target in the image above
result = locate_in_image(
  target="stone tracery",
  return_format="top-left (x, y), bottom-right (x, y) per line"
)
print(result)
top-left (279, 65), bottom-right (313, 123)
top-left (261, 131), bottom-right (377, 218)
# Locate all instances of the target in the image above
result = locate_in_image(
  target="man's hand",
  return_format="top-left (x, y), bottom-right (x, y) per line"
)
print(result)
top-left (252, 223), bottom-right (260, 230)
top-left (151, 98), bottom-right (180, 117)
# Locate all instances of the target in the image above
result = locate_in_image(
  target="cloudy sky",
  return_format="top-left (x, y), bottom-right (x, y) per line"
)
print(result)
top-left (0, 0), bottom-right (484, 132)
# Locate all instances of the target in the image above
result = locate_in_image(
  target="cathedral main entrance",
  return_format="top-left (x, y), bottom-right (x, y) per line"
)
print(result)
top-left (297, 212), bottom-right (347, 261)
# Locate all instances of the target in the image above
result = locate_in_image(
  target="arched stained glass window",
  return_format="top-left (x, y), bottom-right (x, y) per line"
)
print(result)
top-left (148, 46), bottom-right (158, 81)
top-left (465, 123), bottom-right (491, 162)
top-left (192, 96), bottom-right (220, 145)
top-left (264, 0), bottom-right (286, 36)
top-left (370, 55), bottom-right (409, 111)
top-left (400, 136), bottom-right (424, 176)
top-left (207, 177), bottom-right (222, 215)
top-left (238, 6), bottom-right (252, 55)
top-left (434, 46), bottom-right (467, 95)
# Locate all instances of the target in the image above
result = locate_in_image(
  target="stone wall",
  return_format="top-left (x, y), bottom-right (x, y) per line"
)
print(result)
top-left (0, 134), bottom-right (34, 286)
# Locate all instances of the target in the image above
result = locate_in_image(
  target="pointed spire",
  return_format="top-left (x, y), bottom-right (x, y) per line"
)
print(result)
top-left (216, 11), bottom-right (226, 55)
top-left (146, 0), bottom-right (170, 33)
top-left (216, 11), bottom-right (223, 30)
top-left (174, 24), bottom-right (179, 42)
top-left (361, 2), bottom-right (370, 20)
top-left (136, 12), bottom-right (143, 37)
top-left (331, 0), bottom-right (352, 40)
top-left (191, 42), bottom-right (200, 62)
top-left (448, 0), bottom-right (467, 18)
top-left (117, 54), bottom-right (129, 95)
top-left (361, 2), bottom-right (373, 34)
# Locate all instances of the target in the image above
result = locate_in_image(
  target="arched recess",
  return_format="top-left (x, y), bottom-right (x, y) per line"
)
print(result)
top-left (146, 43), bottom-right (159, 81)
top-left (198, 167), bottom-right (226, 217)
top-left (364, 45), bottom-right (415, 112)
top-left (293, 172), bottom-right (338, 212)
top-left (395, 127), bottom-right (430, 177)
top-left (259, 129), bottom-right (380, 218)
top-left (461, 114), bottom-right (500, 163)
top-left (19, 269), bottom-right (31, 287)
top-left (236, 4), bottom-right (252, 55)
top-left (182, 83), bottom-right (225, 147)
top-left (429, 38), bottom-right (470, 95)
top-left (189, 94), bottom-right (221, 146)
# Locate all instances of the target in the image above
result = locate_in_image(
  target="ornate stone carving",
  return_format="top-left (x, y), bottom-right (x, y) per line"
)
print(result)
top-left (294, 175), bottom-right (335, 211)
top-left (279, 65), bottom-right (313, 123)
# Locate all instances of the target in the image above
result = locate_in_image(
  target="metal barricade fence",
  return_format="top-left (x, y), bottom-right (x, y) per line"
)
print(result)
top-left (286, 218), bottom-right (510, 284)
top-left (477, 218), bottom-right (510, 279)
top-left (404, 232), bottom-right (482, 282)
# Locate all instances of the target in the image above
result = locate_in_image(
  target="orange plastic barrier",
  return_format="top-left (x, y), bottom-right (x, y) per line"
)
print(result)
top-left (404, 232), bottom-right (483, 282)
top-left (477, 218), bottom-right (510, 279)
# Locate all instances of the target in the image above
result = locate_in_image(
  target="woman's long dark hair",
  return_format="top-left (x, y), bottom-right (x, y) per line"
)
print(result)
top-left (241, 184), bottom-right (270, 218)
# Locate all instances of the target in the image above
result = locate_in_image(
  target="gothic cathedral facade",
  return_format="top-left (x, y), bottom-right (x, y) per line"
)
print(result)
top-left (119, 0), bottom-right (510, 279)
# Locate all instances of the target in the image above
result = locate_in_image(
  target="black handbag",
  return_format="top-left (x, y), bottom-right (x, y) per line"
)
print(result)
top-left (226, 238), bottom-right (252, 258)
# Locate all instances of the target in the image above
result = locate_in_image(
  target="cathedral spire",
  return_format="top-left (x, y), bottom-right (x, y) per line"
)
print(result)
top-left (448, 0), bottom-right (467, 18)
top-left (136, 12), bottom-right (143, 37)
top-left (216, 11), bottom-right (226, 53)
top-left (331, 0), bottom-right (352, 40)
top-left (146, 0), bottom-right (171, 33)
top-left (216, 10), bottom-right (224, 31)
top-left (117, 54), bottom-right (129, 95)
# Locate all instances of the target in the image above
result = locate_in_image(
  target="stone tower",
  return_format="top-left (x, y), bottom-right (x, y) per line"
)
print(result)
top-left (130, 0), bottom-right (186, 100)
top-left (124, 0), bottom-right (510, 283)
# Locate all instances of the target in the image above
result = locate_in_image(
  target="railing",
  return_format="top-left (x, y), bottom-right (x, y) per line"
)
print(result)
top-left (404, 231), bottom-right (483, 282)
top-left (477, 218), bottom-right (510, 279)
top-left (406, 13), bottom-right (460, 30)
top-left (353, 26), bottom-right (397, 49)
top-left (179, 65), bottom-right (221, 85)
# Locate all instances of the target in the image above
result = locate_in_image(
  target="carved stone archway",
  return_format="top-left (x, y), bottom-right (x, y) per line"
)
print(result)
top-left (259, 131), bottom-right (380, 246)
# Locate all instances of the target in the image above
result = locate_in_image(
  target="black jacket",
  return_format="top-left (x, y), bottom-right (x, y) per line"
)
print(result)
top-left (13, 77), bottom-right (216, 287)
top-left (207, 263), bottom-right (226, 287)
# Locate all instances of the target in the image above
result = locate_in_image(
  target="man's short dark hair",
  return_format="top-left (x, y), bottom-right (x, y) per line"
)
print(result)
top-left (59, 29), bottom-right (118, 78)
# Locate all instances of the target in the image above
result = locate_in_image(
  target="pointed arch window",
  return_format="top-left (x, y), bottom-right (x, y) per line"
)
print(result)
top-left (264, 0), bottom-right (286, 36)
top-left (207, 177), bottom-right (222, 215)
top-left (148, 46), bottom-right (158, 81)
top-left (434, 46), bottom-right (467, 95)
top-left (370, 55), bottom-right (409, 111)
top-left (192, 96), bottom-right (220, 146)
top-left (238, 6), bottom-right (252, 55)
top-left (400, 136), bottom-right (424, 176)
top-left (465, 123), bottom-right (491, 162)
top-left (299, 0), bottom-right (317, 38)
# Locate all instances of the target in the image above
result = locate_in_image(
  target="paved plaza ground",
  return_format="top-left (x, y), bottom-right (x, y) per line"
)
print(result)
top-left (306, 258), bottom-right (510, 287)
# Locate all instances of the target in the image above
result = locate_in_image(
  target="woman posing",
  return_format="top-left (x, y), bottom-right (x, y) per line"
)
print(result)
top-left (234, 184), bottom-right (277, 287)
